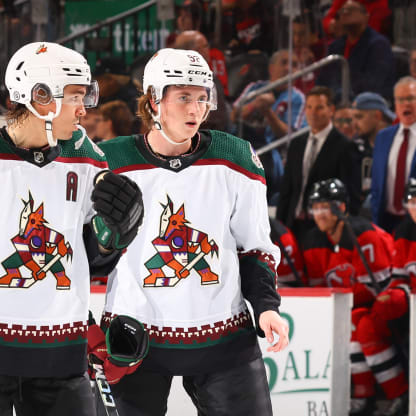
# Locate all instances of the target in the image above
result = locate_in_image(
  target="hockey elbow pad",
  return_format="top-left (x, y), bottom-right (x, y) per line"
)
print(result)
top-left (91, 170), bottom-right (144, 250)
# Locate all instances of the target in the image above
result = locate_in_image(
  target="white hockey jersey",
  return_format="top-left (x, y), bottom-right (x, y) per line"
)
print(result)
top-left (99, 130), bottom-right (281, 375)
top-left (0, 127), bottom-right (107, 377)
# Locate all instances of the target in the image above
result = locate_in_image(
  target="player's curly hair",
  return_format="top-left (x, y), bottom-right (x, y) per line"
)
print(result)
top-left (6, 103), bottom-right (30, 125)
top-left (137, 87), bottom-right (156, 131)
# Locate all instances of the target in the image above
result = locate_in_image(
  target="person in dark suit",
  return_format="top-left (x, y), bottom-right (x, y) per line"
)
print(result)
top-left (276, 86), bottom-right (361, 241)
top-left (316, 0), bottom-right (395, 102)
top-left (371, 76), bottom-right (416, 233)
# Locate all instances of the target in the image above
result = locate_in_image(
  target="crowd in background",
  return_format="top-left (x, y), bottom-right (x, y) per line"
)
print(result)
top-left (1, 1), bottom-right (416, 414)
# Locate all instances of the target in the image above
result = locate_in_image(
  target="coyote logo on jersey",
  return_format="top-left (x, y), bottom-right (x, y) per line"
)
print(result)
top-left (0, 192), bottom-right (73, 289)
top-left (143, 196), bottom-right (219, 287)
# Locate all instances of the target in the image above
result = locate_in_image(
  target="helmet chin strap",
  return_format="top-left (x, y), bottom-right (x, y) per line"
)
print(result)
top-left (152, 102), bottom-right (192, 146)
top-left (26, 99), bottom-right (63, 147)
top-left (74, 124), bottom-right (87, 149)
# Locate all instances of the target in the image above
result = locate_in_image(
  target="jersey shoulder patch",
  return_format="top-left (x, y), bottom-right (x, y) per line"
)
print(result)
top-left (203, 130), bottom-right (265, 178)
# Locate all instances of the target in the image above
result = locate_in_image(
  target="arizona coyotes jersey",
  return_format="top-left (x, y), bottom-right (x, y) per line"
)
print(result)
top-left (392, 215), bottom-right (416, 289)
top-left (303, 216), bottom-right (393, 307)
top-left (0, 128), bottom-right (107, 377)
top-left (99, 130), bottom-right (281, 375)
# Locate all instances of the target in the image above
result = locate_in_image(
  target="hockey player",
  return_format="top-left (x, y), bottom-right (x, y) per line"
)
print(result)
top-left (0, 42), bottom-right (143, 416)
top-left (392, 177), bottom-right (416, 291)
top-left (90, 48), bottom-right (289, 416)
top-left (270, 218), bottom-right (305, 287)
top-left (303, 178), bottom-right (409, 416)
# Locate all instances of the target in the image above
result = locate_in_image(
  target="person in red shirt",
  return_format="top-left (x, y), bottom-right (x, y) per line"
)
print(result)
top-left (303, 178), bottom-right (408, 416)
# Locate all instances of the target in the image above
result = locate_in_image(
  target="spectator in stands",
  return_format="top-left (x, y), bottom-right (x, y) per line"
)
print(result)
top-left (317, 0), bottom-right (395, 102)
top-left (95, 100), bottom-right (135, 142)
top-left (322, 0), bottom-right (392, 39)
top-left (225, 0), bottom-right (275, 56)
top-left (94, 57), bottom-right (141, 117)
top-left (293, 16), bottom-right (326, 60)
top-left (166, 0), bottom-right (211, 49)
top-left (174, 31), bottom-right (230, 132)
top-left (371, 76), bottom-right (416, 232)
top-left (80, 108), bottom-right (101, 142)
top-left (352, 92), bottom-right (395, 208)
top-left (276, 86), bottom-right (361, 241)
top-left (333, 103), bottom-right (356, 139)
top-left (231, 49), bottom-right (306, 203)
top-left (409, 47), bottom-right (416, 79)
top-left (291, 18), bottom-right (318, 95)
top-left (303, 178), bottom-right (409, 416)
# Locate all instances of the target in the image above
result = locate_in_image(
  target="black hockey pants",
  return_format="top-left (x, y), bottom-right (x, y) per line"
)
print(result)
top-left (0, 372), bottom-right (95, 416)
top-left (108, 357), bottom-right (273, 416)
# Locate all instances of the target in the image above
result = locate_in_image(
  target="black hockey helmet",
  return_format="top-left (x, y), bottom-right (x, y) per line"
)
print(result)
top-left (403, 177), bottom-right (416, 204)
top-left (308, 178), bottom-right (349, 210)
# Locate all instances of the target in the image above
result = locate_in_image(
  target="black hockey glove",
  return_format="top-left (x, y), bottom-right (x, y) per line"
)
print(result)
top-left (91, 170), bottom-right (144, 250)
top-left (88, 315), bottom-right (149, 384)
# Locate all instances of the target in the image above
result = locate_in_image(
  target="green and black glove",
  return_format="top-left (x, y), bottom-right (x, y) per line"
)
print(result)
top-left (91, 170), bottom-right (144, 250)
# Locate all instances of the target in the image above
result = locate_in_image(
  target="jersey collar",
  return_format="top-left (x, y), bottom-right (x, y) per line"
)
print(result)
top-left (0, 127), bottom-right (61, 167)
top-left (135, 130), bottom-right (212, 172)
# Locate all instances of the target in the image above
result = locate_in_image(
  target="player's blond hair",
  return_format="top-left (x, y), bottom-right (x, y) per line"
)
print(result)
top-left (137, 87), bottom-right (156, 131)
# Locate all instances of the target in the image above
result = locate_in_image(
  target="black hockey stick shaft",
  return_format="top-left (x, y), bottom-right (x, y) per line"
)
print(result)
top-left (92, 363), bottom-right (120, 416)
top-left (330, 203), bottom-right (383, 294)
top-left (269, 218), bottom-right (303, 287)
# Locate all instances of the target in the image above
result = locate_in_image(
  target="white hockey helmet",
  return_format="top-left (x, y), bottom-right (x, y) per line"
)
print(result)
top-left (143, 48), bottom-right (217, 111)
top-left (5, 42), bottom-right (98, 147)
top-left (5, 42), bottom-right (98, 108)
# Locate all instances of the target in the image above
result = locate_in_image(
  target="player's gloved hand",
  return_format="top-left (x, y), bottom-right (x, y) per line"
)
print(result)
top-left (372, 287), bottom-right (409, 321)
top-left (91, 170), bottom-right (144, 250)
top-left (88, 315), bottom-right (149, 385)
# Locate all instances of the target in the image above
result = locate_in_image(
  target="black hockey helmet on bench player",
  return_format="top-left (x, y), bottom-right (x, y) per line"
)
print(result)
top-left (308, 178), bottom-right (349, 212)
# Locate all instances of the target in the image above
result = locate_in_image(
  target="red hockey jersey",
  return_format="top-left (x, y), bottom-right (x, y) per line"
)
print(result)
top-left (270, 219), bottom-right (304, 287)
top-left (392, 215), bottom-right (416, 290)
top-left (303, 216), bottom-right (393, 307)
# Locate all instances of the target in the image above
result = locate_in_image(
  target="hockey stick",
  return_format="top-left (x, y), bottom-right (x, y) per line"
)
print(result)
top-left (269, 218), bottom-right (303, 287)
top-left (9, 243), bottom-right (71, 288)
top-left (36, 242), bottom-right (71, 277)
top-left (92, 363), bottom-right (120, 416)
top-left (180, 239), bottom-right (216, 273)
top-left (330, 203), bottom-right (383, 294)
top-left (149, 240), bottom-right (216, 287)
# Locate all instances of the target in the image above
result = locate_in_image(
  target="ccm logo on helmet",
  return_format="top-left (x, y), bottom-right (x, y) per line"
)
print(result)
top-left (188, 70), bottom-right (208, 75)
